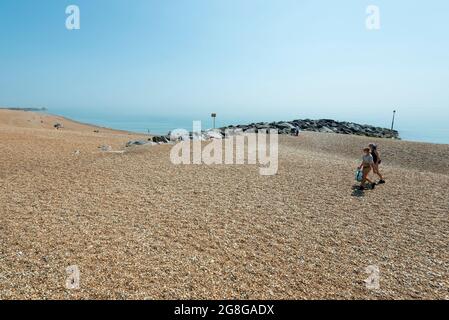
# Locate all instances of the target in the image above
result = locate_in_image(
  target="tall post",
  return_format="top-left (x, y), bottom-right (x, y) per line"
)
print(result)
top-left (211, 113), bottom-right (217, 129)
top-left (391, 110), bottom-right (396, 131)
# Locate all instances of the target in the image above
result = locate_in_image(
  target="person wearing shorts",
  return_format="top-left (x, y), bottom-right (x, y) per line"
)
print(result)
top-left (359, 148), bottom-right (376, 190)
top-left (369, 143), bottom-right (385, 184)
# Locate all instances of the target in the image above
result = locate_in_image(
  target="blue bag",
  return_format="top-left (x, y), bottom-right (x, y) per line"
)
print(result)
top-left (355, 169), bottom-right (363, 182)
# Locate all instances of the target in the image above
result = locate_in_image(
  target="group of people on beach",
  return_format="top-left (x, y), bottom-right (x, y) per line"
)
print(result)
top-left (359, 143), bottom-right (385, 190)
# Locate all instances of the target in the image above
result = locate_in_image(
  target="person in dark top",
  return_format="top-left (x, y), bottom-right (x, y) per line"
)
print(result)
top-left (291, 125), bottom-right (300, 136)
top-left (369, 143), bottom-right (385, 184)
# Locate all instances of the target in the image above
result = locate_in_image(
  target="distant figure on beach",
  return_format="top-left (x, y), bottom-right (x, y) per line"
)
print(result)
top-left (359, 148), bottom-right (376, 190)
top-left (369, 143), bottom-right (385, 184)
top-left (292, 125), bottom-right (300, 136)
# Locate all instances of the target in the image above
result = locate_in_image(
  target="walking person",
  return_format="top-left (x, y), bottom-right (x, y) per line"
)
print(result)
top-left (291, 124), bottom-right (300, 136)
top-left (369, 143), bottom-right (385, 184)
top-left (359, 148), bottom-right (376, 190)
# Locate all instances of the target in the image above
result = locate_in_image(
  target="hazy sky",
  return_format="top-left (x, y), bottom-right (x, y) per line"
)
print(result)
top-left (0, 0), bottom-right (448, 128)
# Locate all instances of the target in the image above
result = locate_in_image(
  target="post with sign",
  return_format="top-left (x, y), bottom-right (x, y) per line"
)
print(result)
top-left (211, 113), bottom-right (217, 129)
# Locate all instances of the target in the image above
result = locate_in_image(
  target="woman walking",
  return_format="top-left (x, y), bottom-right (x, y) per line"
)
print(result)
top-left (359, 148), bottom-right (376, 190)
top-left (369, 143), bottom-right (385, 184)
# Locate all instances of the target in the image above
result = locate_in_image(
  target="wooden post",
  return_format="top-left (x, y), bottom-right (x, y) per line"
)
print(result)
top-left (391, 110), bottom-right (396, 131)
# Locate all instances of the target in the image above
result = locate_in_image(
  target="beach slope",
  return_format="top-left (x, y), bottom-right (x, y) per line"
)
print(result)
top-left (0, 110), bottom-right (448, 299)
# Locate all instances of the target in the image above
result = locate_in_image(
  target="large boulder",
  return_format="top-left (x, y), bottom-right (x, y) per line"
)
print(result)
top-left (204, 130), bottom-right (224, 140)
top-left (276, 122), bottom-right (295, 130)
top-left (152, 135), bottom-right (170, 144)
top-left (319, 126), bottom-right (334, 133)
top-left (126, 140), bottom-right (152, 147)
top-left (255, 123), bottom-right (271, 130)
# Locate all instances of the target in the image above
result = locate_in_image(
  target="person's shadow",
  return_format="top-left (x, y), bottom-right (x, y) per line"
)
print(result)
top-left (351, 185), bottom-right (365, 197)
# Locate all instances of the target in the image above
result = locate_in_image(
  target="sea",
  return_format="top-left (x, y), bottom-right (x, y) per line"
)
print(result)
top-left (51, 110), bottom-right (449, 145)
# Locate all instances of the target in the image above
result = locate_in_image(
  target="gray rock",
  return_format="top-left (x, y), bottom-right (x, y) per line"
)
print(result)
top-left (319, 126), bottom-right (334, 133)
top-left (152, 136), bottom-right (170, 144)
top-left (204, 130), bottom-right (224, 139)
top-left (276, 122), bottom-right (295, 129)
top-left (126, 140), bottom-right (150, 147)
top-left (255, 123), bottom-right (271, 129)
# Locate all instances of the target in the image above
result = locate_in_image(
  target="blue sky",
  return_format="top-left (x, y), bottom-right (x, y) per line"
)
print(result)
top-left (0, 0), bottom-right (448, 130)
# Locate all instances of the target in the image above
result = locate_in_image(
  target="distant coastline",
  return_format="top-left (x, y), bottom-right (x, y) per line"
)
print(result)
top-left (0, 107), bottom-right (48, 112)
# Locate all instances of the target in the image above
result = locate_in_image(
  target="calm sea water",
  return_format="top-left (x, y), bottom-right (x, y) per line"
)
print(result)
top-left (53, 110), bottom-right (449, 145)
